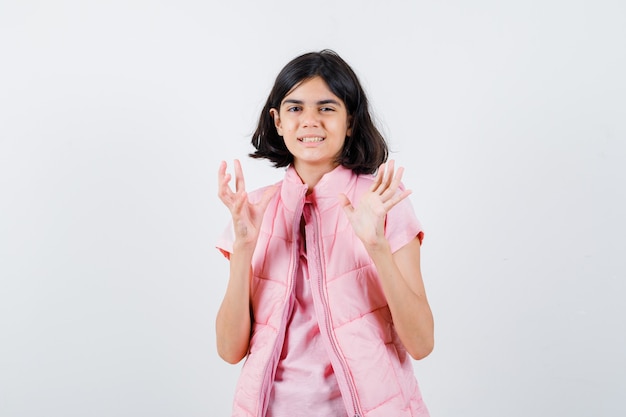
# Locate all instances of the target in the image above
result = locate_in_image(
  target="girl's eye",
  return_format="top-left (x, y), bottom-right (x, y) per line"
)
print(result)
top-left (287, 106), bottom-right (301, 112)
top-left (320, 107), bottom-right (335, 112)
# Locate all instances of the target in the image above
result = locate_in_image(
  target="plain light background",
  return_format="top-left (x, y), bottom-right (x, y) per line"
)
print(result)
top-left (1, 1), bottom-right (625, 416)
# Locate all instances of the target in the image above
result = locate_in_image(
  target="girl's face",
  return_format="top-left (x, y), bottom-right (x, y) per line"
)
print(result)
top-left (271, 76), bottom-right (352, 176)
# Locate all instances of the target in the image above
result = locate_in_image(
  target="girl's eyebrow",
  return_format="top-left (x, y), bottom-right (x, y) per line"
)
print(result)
top-left (282, 99), bottom-right (342, 106)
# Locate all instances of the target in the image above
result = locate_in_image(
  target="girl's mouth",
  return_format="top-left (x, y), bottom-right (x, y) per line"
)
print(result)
top-left (298, 137), bottom-right (324, 143)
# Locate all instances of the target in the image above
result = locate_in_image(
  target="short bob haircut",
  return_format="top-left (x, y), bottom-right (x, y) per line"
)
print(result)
top-left (249, 49), bottom-right (388, 175)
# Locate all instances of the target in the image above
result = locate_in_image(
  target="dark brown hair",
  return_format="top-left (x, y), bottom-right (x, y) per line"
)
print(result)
top-left (249, 50), bottom-right (387, 175)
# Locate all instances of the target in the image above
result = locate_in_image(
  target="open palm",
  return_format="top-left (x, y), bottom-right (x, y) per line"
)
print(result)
top-left (339, 160), bottom-right (412, 247)
top-left (218, 160), bottom-right (277, 246)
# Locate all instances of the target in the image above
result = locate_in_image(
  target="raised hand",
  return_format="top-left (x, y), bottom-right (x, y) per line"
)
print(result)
top-left (218, 159), bottom-right (277, 247)
top-left (338, 160), bottom-right (412, 248)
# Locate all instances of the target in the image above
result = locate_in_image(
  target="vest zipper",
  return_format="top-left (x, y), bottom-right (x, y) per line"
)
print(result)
top-left (308, 203), bottom-right (364, 417)
top-left (257, 188), bottom-right (307, 417)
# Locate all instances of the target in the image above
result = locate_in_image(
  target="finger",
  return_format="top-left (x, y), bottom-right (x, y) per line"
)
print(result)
top-left (218, 160), bottom-right (228, 190)
top-left (217, 161), bottom-right (235, 203)
top-left (382, 160), bottom-right (395, 190)
top-left (218, 160), bottom-right (227, 178)
top-left (370, 162), bottom-right (385, 192)
top-left (218, 174), bottom-right (234, 203)
top-left (390, 166), bottom-right (405, 190)
top-left (231, 189), bottom-right (248, 216)
top-left (234, 159), bottom-right (246, 193)
top-left (381, 167), bottom-right (411, 203)
top-left (337, 193), bottom-right (354, 215)
top-left (374, 160), bottom-right (396, 196)
top-left (384, 189), bottom-right (412, 211)
top-left (379, 164), bottom-right (405, 201)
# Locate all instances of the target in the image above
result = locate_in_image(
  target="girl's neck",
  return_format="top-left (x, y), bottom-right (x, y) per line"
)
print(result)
top-left (293, 162), bottom-right (339, 194)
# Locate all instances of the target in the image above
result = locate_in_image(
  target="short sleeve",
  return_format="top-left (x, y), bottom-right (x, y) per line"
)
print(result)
top-left (384, 193), bottom-right (424, 253)
top-left (216, 221), bottom-right (235, 260)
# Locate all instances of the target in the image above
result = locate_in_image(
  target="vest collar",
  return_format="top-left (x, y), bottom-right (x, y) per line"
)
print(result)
top-left (280, 164), bottom-right (356, 211)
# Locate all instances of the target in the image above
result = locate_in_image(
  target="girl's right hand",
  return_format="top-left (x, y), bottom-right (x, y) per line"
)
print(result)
top-left (217, 160), bottom-right (277, 247)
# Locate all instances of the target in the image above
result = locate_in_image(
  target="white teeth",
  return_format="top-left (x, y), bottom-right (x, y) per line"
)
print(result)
top-left (300, 137), bottom-right (324, 143)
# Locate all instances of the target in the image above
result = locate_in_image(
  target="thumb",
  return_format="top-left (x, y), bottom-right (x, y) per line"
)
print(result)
top-left (338, 193), bottom-right (353, 213)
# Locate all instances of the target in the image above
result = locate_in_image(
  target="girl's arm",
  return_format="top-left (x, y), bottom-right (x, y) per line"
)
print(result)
top-left (339, 160), bottom-right (434, 360)
top-left (215, 160), bottom-right (277, 364)
top-left (366, 237), bottom-right (434, 360)
top-left (216, 244), bottom-right (255, 364)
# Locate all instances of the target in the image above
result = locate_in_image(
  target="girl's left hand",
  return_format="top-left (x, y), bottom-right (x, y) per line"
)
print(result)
top-left (338, 160), bottom-right (412, 249)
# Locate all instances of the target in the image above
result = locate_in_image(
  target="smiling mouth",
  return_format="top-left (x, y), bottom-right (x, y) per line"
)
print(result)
top-left (299, 137), bottom-right (325, 143)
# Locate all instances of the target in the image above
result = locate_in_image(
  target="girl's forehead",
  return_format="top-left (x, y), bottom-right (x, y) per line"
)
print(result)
top-left (281, 76), bottom-right (343, 103)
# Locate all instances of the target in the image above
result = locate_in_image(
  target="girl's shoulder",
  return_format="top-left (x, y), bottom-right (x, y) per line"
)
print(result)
top-left (246, 181), bottom-right (283, 203)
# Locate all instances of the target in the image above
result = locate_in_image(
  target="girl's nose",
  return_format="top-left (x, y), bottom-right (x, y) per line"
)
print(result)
top-left (301, 107), bottom-right (320, 127)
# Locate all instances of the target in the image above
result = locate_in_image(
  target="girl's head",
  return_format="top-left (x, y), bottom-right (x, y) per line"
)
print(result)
top-left (250, 49), bottom-right (388, 175)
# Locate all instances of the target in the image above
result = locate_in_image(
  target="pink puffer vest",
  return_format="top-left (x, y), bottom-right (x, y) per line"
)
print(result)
top-left (217, 165), bottom-right (429, 417)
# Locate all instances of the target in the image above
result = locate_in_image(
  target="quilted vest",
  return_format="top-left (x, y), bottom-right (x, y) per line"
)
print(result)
top-left (218, 165), bottom-right (429, 417)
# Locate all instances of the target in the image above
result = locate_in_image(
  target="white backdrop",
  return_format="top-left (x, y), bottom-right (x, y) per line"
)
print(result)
top-left (1, 1), bottom-right (625, 416)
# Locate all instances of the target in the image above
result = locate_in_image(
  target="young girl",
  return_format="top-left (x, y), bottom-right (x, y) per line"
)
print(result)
top-left (216, 50), bottom-right (433, 417)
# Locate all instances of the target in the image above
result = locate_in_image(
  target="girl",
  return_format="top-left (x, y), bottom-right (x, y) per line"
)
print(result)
top-left (216, 50), bottom-right (433, 417)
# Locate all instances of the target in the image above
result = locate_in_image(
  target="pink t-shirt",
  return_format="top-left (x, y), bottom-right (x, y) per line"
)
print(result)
top-left (266, 202), bottom-right (347, 417)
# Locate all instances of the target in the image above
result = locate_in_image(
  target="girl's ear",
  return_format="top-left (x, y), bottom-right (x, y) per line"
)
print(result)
top-left (270, 108), bottom-right (283, 136)
top-left (346, 115), bottom-right (353, 137)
